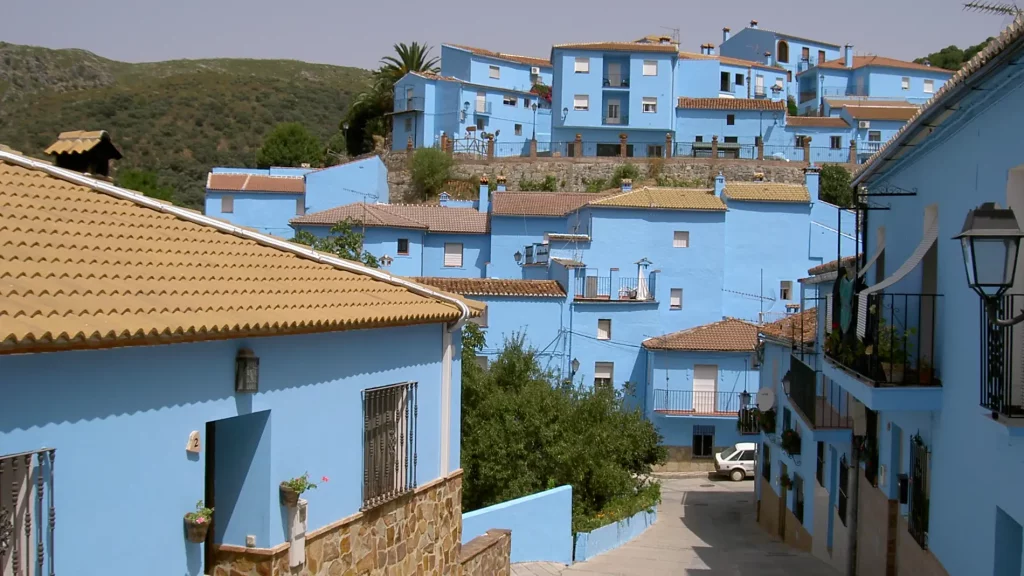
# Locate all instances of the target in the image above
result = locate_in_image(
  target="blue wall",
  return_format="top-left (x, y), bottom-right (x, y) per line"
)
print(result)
top-left (462, 485), bottom-right (573, 565)
top-left (0, 322), bottom-right (457, 575)
top-left (423, 233), bottom-right (490, 277)
top-left (304, 156), bottom-right (389, 210)
top-left (573, 509), bottom-right (657, 562)
top-left (362, 227), bottom-right (426, 277)
top-left (205, 191), bottom-right (303, 238)
top-left (473, 295), bottom-right (569, 375)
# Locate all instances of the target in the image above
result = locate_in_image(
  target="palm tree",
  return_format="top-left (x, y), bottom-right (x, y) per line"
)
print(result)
top-left (379, 42), bottom-right (440, 83)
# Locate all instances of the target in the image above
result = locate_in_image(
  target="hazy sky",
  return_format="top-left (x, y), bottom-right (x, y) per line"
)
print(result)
top-left (2, 0), bottom-right (1012, 70)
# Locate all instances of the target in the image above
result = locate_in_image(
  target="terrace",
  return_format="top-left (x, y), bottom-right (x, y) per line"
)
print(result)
top-left (573, 268), bottom-right (658, 302)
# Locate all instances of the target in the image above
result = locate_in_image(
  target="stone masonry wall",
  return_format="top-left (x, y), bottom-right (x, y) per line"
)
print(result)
top-left (385, 154), bottom-right (816, 203)
top-left (654, 445), bottom-right (731, 473)
top-left (757, 477), bottom-right (780, 538)
top-left (895, 515), bottom-right (949, 576)
top-left (856, 469), bottom-right (898, 576)
top-left (211, 470), bottom-right (468, 576)
top-left (458, 529), bottom-right (512, 576)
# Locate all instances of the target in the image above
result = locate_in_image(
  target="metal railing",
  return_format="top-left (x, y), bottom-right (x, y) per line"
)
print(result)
top-left (810, 146), bottom-right (850, 164)
top-left (908, 434), bottom-right (930, 549)
top-left (980, 294), bottom-right (1024, 418)
top-left (0, 448), bottom-right (56, 574)
top-left (394, 96), bottom-right (424, 112)
top-left (493, 141), bottom-right (532, 158)
top-left (362, 382), bottom-right (417, 510)
top-left (574, 271), bottom-right (657, 301)
top-left (653, 390), bottom-right (750, 414)
top-left (738, 407), bottom-right (760, 434)
top-left (720, 82), bottom-right (736, 93)
top-left (788, 356), bottom-right (852, 429)
top-left (859, 141), bottom-right (883, 154)
top-left (824, 293), bottom-right (942, 387)
top-left (603, 74), bottom-right (630, 88)
top-left (763, 144), bottom-right (805, 162)
top-left (475, 102), bottom-right (493, 115)
top-left (838, 457), bottom-right (849, 526)
top-left (575, 275), bottom-right (611, 299)
top-left (602, 114), bottom-right (629, 126)
top-left (617, 276), bottom-right (656, 301)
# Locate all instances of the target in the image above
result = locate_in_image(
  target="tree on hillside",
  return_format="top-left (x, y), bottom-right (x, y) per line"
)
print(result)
top-left (291, 219), bottom-right (379, 268)
top-left (116, 168), bottom-right (174, 202)
top-left (915, 37), bottom-right (994, 70)
top-left (409, 147), bottom-right (454, 200)
top-left (820, 164), bottom-right (853, 207)
top-left (256, 122), bottom-right (324, 168)
top-left (378, 42), bottom-right (441, 83)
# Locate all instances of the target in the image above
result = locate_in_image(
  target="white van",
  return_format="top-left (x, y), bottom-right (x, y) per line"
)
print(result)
top-left (715, 442), bottom-right (758, 481)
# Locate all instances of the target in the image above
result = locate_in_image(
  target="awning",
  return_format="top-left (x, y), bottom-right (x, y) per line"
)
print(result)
top-left (858, 226), bottom-right (886, 279)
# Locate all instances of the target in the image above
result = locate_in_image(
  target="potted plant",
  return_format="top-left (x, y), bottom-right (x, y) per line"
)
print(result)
top-left (757, 407), bottom-right (777, 433)
top-left (918, 358), bottom-right (934, 385)
top-left (280, 472), bottom-right (324, 507)
top-left (184, 500), bottom-right (213, 543)
top-left (779, 474), bottom-right (793, 489)
top-left (877, 318), bottom-right (915, 383)
top-left (781, 428), bottom-right (801, 455)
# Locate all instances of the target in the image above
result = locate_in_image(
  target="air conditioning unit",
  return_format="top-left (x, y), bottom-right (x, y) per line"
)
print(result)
top-left (858, 120), bottom-right (871, 129)
top-left (531, 66), bottom-right (541, 75)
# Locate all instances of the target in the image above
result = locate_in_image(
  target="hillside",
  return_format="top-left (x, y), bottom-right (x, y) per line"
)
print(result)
top-left (0, 42), bottom-right (372, 208)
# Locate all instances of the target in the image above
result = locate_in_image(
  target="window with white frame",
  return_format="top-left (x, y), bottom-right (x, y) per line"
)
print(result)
top-left (594, 362), bottom-right (614, 389)
top-left (503, 95), bottom-right (518, 106)
top-left (295, 198), bottom-right (305, 216)
top-left (670, 288), bottom-right (683, 310)
top-left (673, 230), bottom-right (690, 248)
top-left (489, 65), bottom-right (500, 79)
top-left (573, 94), bottom-right (589, 111)
top-left (221, 195), bottom-right (234, 213)
top-left (443, 243), bottom-right (463, 267)
top-left (923, 79), bottom-right (934, 93)
top-left (574, 57), bottom-right (590, 73)
top-left (901, 77), bottom-right (910, 90)
top-left (362, 381), bottom-right (417, 509)
top-left (868, 130), bottom-right (882, 142)
top-left (597, 319), bottom-right (611, 340)
top-left (642, 97), bottom-right (657, 113)
top-left (780, 280), bottom-right (793, 301)
top-left (642, 60), bottom-right (658, 76)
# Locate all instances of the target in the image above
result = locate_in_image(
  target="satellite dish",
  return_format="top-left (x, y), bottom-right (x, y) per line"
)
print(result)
top-left (757, 388), bottom-right (776, 411)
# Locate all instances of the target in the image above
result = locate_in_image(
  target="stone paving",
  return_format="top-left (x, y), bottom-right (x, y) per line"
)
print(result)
top-left (512, 475), bottom-right (840, 576)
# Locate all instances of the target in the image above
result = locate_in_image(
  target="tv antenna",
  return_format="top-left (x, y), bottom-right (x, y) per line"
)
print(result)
top-left (964, 1), bottom-right (1022, 15)
top-left (660, 26), bottom-right (681, 44)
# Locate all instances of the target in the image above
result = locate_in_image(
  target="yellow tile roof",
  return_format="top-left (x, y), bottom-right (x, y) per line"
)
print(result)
top-left (723, 182), bottom-right (810, 203)
top-left (44, 130), bottom-right (120, 157)
top-left (589, 186), bottom-right (726, 211)
top-left (0, 154), bottom-right (477, 355)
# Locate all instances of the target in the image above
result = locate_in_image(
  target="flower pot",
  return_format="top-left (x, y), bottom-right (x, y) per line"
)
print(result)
top-left (185, 517), bottom-right (210, 543)
top-left (881, 362), bottom-right (904, 384)
top-left (280, 483), bottom-right (300, 507)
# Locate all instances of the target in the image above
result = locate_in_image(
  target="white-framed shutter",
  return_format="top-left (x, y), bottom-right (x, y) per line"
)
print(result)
top-left (670, 288), bottom-right (683, 309)
top-left (594, 362), bottom-right (613, 380)
top-left (693, 364), bottom-right (718, 413)
top-left (643, 60), bottom-right (658, 76)
top-left (573, 94), bottom-right (589, 110)
top-left (673, 231), bottom-right (690, 248)
top-left (597, 319), bottom-right (611, 340)
top-left (443, 243), bottom-right (463, 267)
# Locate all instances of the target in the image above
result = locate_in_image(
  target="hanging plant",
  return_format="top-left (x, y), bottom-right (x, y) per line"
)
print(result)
top-left (780, 475), bottom-right (793, 489)
top-left (184, 500), bottom-right (213, 543)
top-left (781, 428), bottom-right (802, 455)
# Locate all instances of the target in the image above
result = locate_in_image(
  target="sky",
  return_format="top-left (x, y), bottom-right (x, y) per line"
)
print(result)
top-left (1, 0), bottom-right (1013, 71)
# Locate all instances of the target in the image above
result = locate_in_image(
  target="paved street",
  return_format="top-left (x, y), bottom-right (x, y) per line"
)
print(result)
top-left (512, 475), bottom-right (839, 576)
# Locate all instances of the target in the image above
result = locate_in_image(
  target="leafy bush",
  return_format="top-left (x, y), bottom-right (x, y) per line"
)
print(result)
top-left (460, 325), bottom-right (667, 533)
top-left (116, 168), bottom-right (174, 201)
top-left (518, 174), bottom-right (558, 192)
top-left (409, 147), bottom-right (454, 199)
top-left (787, 96), bottom-right (798, 116)
top-left (610, 163), bottom-right (641, 188)
top-left (291, 219), bottom-right (378, 268)
top-left (256, 122), bottom-right (324, 168)
top-left (820, 164), bottom-right (853, 207)
top-left (655, 175), bottom-right (709, 188)
top-left (583, 178), bottom-right (608, 193)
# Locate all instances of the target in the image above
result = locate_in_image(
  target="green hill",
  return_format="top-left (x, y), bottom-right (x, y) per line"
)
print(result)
top-left (0, 42), bottom-right (372, 208)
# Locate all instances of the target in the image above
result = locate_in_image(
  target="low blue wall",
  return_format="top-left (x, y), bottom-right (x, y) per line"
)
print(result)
top-left (462, 485), bottom-right (573, 565)
top-left (573, 509), bottom-right (657, 562)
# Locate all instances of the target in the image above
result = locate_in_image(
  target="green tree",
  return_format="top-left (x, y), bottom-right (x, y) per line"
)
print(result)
top-left (291, 219), bottom-right (379, 268)
top-left (323, 130), bottom-right (348, 167)
top-left (409, 147), bottom-right (454, 200)
top-left (787, 95), bottom-right (798, 116)
top-left (116, 168), bottom-right (174, 202)
top-left (256, 122), bottom-right (324, 168)
top-left (378, 42), bottom-right (440, 84)
top-left (820, 164), bottom-right (853, 207)
top-left (915, 37), bottom-right (994, 71)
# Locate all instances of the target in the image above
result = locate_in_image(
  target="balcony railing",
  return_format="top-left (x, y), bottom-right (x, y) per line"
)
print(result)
top-left (602, 114), bottom-right (629, 126)
top-left (788, 356), bottom-right (853, 429)
top-left (394, 96), bottom-right (424, 112)
top-left (738, 405), bottom-right (760, 434)
top-left (574, 271), bottom-right (657, 302)
top-left (603, 74), bottom-right (630, 88)
top-left (908, 434), bottom-right (930, 549)
top-left (617, 276), bottom-right (656, 301)
top-left (653, 390), bottom-right (750, 415)
top-left (720, 82), bottom-right (736, 93)
top-left (1, 448), bottom-right (56, 572)
top-left (823, 292), bottom-right (942, 387)
top-left (980, 294), bottom-right (1024, 418)
top-left (522, 243), bottom-right (549, 266)
top-left (859, 141), bottom-right (883, 154)
top-left (475, 102), bottom-right (493, 115)
top-left (754, 86), bottom-right (766, 97)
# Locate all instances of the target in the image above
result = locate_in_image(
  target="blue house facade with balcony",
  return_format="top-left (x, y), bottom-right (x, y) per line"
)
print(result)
top-left (718, 20), bottom-right (842, 94)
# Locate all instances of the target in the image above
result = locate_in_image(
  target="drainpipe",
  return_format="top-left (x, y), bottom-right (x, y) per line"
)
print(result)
top-left (846, 445), bottom-right (861, 576)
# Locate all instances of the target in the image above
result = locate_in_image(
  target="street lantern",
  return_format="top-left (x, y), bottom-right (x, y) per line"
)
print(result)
top-left (513, 250), bottom-right (523, 265)
top-left (739, 390), bottom-right (752, 408)
top-left (571, 358), bottom-right (580, 375)
top-left (781, 370), bottom-right (792, 396)
top-left (235, 348), bottom-right (260, 393)
top-left (956, 203), bottom-right (1024, 327)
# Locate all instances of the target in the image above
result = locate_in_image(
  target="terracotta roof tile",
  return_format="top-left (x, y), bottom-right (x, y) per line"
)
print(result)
top-left (589, 187), bottom-right (726, 211)
top-left (206, 173), bottom-right (305, 194)
top-left (807, 255), bottom-right (859, 275)
top-left (843, 106), bottom-right (919, 121)
top-left (785, 116), bottom-right (850, 128)
top-left (290, 203), bottom-right (488, 234)
top-left (811, 55), bottom-right (952, 74)
top-left (0, 155), bottom-right (476, 355)
top-left (411, 277), bottom-right (566, 297)
top-left (643, 318), bottom-right (759, 352)
top-left (491, 191), bottom-right (608, 217)
top-left (44, 130), bottom-right (121, 158)
top-left (759, 308), bottom-right (818, 345)
top-left (553, 41), bottom-right (679, 54)
top-left (445, 44), bottom-right (551, 68)
top-left (677, 51), bottom-right (786, 72)
top-left (724, 182), bottom-right (810, 203)
top-left (677, 97), bottom-right (787, 112)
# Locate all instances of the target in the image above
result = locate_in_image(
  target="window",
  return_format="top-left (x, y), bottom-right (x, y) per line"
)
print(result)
top-left (574, 57), bottom-right (590, 73)
top-left (816, 442), bottom-right (825, 486)
top-left (787, 71), bottom-right (792, 82)
top-left (642, 60), bottom-right (658, 76)
top-left (818, 50), bottom-right (826, 64)
top-left (692, 425), bottom-right (714, 459)
top-left (470, 305), bottom-right (488, 327)
top-left (642, 97), bottom-right (657, 113)
top-left (475, 356), bottom-right (489, 370)
top-left (503, 95), bottom-right (518, 106)
top-left (868, 130), bottom-right (882, 142)
top-left (780, 280), bottom-right (792, 300)
top-left (489, 65), bottom-right (500, 79)
top-left (901, 76), bottom-right (910, 90)
top-left (735, 73), bottom-right (744, 86)
top-left (783, 407), bottom-right (792, 431)
top-left (295, 198), bottom-right (305, 216)
top-left (403, 117), bottom-right (413, 131)
top-left (924, 79), bottom-right (934, 93)
top-left (838, 457), bottom-right (849, 526)
top-left (793, 474), bottom-right (805, 523)
top-left (762, 443), bottom-right (772, 481)
top-left (362, 382), bottom-right (417, 509)
top-left (724, 136), bottom-right (738, 144)
top-left (476, 118), bottom-right (485, 131)
top-left (755, 75), bottom-right (764, 94)
top-left (397, 238), bottom-right (410, 255)
top-left (795, 135), bottom-right (808, 147)
top-left (523, 99), bottom-right (530, 108)
top-left (673, 230), bottom-right (690, 248)
top-left (594, 362), bottom-right (613, 389)
top-left (670, 288), bottom-right (683, 310)
top-left (597, 319), bottom-right (611, 340)
top-left (777, 40), bottom-right (790, 63)
top-left (774, 78), bottom-right (784, 90)
top-left (647, 145), bottom-right (663, 158)
top-left (695, 135), bottom-right (704, 143)
top-left (573, 94), bottom-right (589, 111)
top-left (443, 243), bottom-right (463, 267)
top-left (726, 114), bottom-right (735, 125)
top-left (221, 195), bottom-right (234, 213)
top-left (515, 124), bottom-right (523, 136)
top-left (720, 71), bottom-right (731, 92)
top-left (830, 135), bottom-right (842, 149)
top-left (800, 46), bottom-right (809, 61)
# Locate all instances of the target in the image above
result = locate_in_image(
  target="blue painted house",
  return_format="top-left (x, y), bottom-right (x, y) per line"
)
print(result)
top-left (718, 20), bottom-right (842, 91)
top-left (0, 145), bottom-right (490, 576)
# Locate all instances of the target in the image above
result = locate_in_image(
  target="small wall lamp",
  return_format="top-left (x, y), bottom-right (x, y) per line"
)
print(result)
top-left (781, 370), bottom-right (792, 396)
top-left (235, 348), bottom-right (260, 393)
top-left (562, 107), bottom-right (569, 121)
top-left (513, 250), bottom-right (523, 265)
top-left (571, 358), bottom-right (580, 375)
top-left (739, 390), bottom-right (752, 407)
top-left (380, 254), bottom-right (394, 267)
top-left (956, 202), bottom-right (1024, 325)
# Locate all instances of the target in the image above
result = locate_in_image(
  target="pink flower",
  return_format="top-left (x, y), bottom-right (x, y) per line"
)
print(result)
top-left (195, 517), bottom-right (206, 524)
top-left (321, 476), bottom-right (330, 483)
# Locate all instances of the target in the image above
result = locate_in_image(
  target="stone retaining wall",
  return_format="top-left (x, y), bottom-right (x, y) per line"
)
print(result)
top-left (654, 446), bottom-right (728, 473)
top-left (757, 476), bottom-right (780, 537)
top-left (459, 529), bottom-right (512, 576)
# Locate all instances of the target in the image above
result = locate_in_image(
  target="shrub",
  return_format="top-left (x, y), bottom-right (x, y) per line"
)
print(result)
top-left (410, 147), bottom-right (454, 199)
top-left (820, 164), bottom-right (853, 207)
top-left (583, 178), bottom-right (608, 193)
top-left (610, 163), bottom-right (641, 188)
top-left (518, 174), bottom-right (558, 191)
top-left (787, 96), bottom-right (799, 116)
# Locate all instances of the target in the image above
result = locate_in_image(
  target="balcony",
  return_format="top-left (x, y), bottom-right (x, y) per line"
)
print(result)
top-left (394, 96), bottom-right (424, 112)
top-left (653, 390), bottom-right (750, 416)
top-left (980, 294), bottom-right (1024, 420)
top-left (738, 405), bottom-right (761, 435)
top-left (522, 243), bottom-right (549, 266)
top-left (602, 113), bottom-right (629, 126)
top-left (859, 141), bottom-right (882, 154)
top-left (787, 355), bottom-right (853, 430)
top-left (754, 86), bottom-right (766, 98)
top-left (475, 102), bottom-right (493, 115)
top-left (1, 448), bottom-right (56, 568)
top-left (574, 270), bottom-right (657, 302)
top-left (822, 292), bottom-right (943, 411)
top-left (720, 81), bottom-right (736, 94)
top-left (603, 73), bottom-right (630, 88)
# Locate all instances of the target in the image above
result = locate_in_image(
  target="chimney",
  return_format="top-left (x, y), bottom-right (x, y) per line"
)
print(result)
top-left (659, 36), bottom-right (671, 44)
top-left (750, 20), bottom-right (759, 29)
top-left (496, 174), bottom-right (507, 192)
top-left (478, 176), bottom-right (490, 213)
top-left (804, 164), bottom-right (820, 203)
top-left (44, 130), bottom-right (122, 179)
top-left (699, 44), bottom-right (707, 55)
top-left (714, 172), bottom-right (725, 197)
top-left (723, 27), bottom-right (731, 43)
top-left (707, 45), bottom-right (716, 56)
top-left (621, 178), bottom-right (633, 192)
top-left (764, 51), bottom-right (772, 66)
top-left (844, 44), bottom-right (854, 68)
